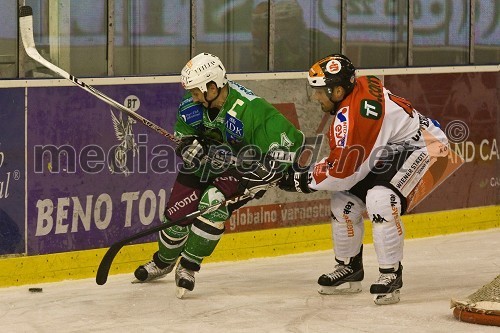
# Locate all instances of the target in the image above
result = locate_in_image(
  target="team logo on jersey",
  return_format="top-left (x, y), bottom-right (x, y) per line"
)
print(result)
top-left (360, 99), bottom-right (382, 120)
top-left (280, 133), bottom-right (293, 148)
top-left (179, 103), bottom-right (203, 126)
top-left (225, 112), bottom-right (244, 144)
top-left (334, 107), bottom-right (349, 147)
top-left (268, 132), bottom-right (295, 154)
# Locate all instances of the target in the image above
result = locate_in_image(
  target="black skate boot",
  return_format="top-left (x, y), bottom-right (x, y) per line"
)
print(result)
top-left (370, 263), bottom-right (403, 305)
top-left (317, 246), bottom-right (364, 295)
top-left (133, 252), bottom-right (175, 283)
top-left (175, 258), bottom-right (196, 299)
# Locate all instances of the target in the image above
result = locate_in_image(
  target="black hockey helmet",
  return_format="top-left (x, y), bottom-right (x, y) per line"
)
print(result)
top-left (308, 54), bottom-right (356, 94)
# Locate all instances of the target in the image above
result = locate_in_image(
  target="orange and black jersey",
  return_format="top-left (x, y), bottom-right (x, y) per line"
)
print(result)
top-left (310, 76), bottom-right (448, 192)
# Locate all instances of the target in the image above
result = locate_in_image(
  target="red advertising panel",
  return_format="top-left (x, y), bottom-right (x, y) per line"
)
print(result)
top-left (385, 72), bottom-right (499, 212)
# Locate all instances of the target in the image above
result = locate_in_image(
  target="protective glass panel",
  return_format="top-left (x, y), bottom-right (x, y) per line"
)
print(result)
top-left (248, 1), bottom-right (269, 72)
top-left (194, 0), bottom-right (255, 73)
top-left (413, 1), bottom-right (469, 66)
top-left (270, 0), bottom-right (338, 71)
top-left (70, 1), bottom-right (107, 76)
top-left (21, 0), bottom-right (50, 78)
top-left (345, 0), bottom-right (408, 68)
top-left (0, 2), bottom-right (17, 78)
top-left (113, 0), bottom-right (190, 76)
top-left (474, 0), bottom-right (500, 64)
top-left (22, 0), bottom-right (107, 77)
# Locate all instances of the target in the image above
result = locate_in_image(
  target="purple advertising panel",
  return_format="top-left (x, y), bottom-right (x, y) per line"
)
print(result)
top-left (0, 88), bottom-right (25, 255)
top-left (27, 83), bottom-right (184, 255)
top-left (384, 72), bottom-right (499, 213)
top-left (23, 72), bottom-right (498, 255)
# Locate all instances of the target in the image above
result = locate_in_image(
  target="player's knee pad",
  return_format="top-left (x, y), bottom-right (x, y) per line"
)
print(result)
top-left (198, 185), bottom-right (229, 229)
top-left (330, 191), bottom-right (365, 259)
top-left (366, 186), bottom-right (404, 266)
top-left (157, 217), bottom-right (190, 262)
top-left (158, 216), bottom-right (190, 247)
top-left (181, 217), bottom-right (226, 269)
top-left (178, 185), bottom-right (228, 267)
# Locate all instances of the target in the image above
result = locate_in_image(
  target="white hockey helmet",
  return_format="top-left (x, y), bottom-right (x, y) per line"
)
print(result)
top-left (180, 53), bottom-right (228, 93)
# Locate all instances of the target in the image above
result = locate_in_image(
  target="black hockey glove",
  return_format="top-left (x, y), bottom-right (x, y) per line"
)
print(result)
top-left (278, 165), bottom-right (316, 193)
top-left (239, 161), bottom-right (284, 199)
top-left (175, 136), bottom-right (208, 167)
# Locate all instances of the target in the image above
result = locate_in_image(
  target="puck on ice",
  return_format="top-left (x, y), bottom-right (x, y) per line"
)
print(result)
top-left (29, 288), bottom-right (43, 293)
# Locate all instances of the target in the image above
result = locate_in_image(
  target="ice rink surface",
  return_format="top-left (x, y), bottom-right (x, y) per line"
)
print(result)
top-left (1, 228), bottom-right (499, 333)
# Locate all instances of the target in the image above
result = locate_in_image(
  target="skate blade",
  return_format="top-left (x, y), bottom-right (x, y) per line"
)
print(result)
top-left (131, 276), bottom-right (169, 284)
top-left (176, 286), bottom-right (189, 299)
top-left (131, 272), bottom-right (171, 284)
top-left (373, 289), bottom-right (400, 305)
top-left (318, 281), bottom-right (362, 295)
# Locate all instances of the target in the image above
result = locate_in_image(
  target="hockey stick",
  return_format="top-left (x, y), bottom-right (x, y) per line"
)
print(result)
top-left (95, 192), bottom-right (253, 285)
top-left (18, 6), bottom-right (303, 166)
top-left (19, 6), bottom-right (302, 166)
top-left (19, 6), bottom-right (180, 145)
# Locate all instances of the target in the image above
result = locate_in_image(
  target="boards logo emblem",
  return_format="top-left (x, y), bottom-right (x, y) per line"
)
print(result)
top-left (109, 95), bottom-right (139, 176)
top-left (360, 99), bottom-right (382, 120)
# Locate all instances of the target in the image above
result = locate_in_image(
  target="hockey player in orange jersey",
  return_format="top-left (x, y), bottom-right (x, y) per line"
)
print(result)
top-left (279, 54), bottom-right (453, 305)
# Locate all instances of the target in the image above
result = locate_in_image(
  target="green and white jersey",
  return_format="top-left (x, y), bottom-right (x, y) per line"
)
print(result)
top-left (175, 80), bottom-right (304, 158)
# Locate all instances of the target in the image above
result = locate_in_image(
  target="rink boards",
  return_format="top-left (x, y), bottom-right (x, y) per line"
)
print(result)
top-left (0, 67), bottom-right (498, 286)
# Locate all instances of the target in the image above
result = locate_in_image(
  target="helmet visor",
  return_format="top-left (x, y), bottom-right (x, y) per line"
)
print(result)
top-left (307, 85), bottom-right (332, 100)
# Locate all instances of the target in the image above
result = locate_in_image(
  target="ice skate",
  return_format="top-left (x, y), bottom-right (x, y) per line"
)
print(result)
top-left (318, 247), bottom-right (364, 295)
top-left (370, 263), bottom-right (403, 305)
top-left (175, 263), bottom-right (195, 299)
top-left (132, 252), bottom-right (175, 283)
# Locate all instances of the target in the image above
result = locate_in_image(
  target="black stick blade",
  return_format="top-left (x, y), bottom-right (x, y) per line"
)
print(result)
top-left (95, 244), bottom-right (122, 285)
top-left (94, 194), bottom-right (249, 285)
top-left (19, 6), bottom-right (33, 17)
top-left (95, 222), bottom-right (175, 285)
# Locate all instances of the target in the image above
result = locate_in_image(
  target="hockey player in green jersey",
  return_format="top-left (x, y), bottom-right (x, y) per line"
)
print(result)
top-left (134, 53), bottom-right (305, 298)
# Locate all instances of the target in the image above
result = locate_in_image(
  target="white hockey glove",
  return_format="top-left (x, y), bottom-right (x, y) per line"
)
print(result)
top-left (175, 136), bottom-right (207, 167)
top-left (176, 136), bottom-right (236, 171)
